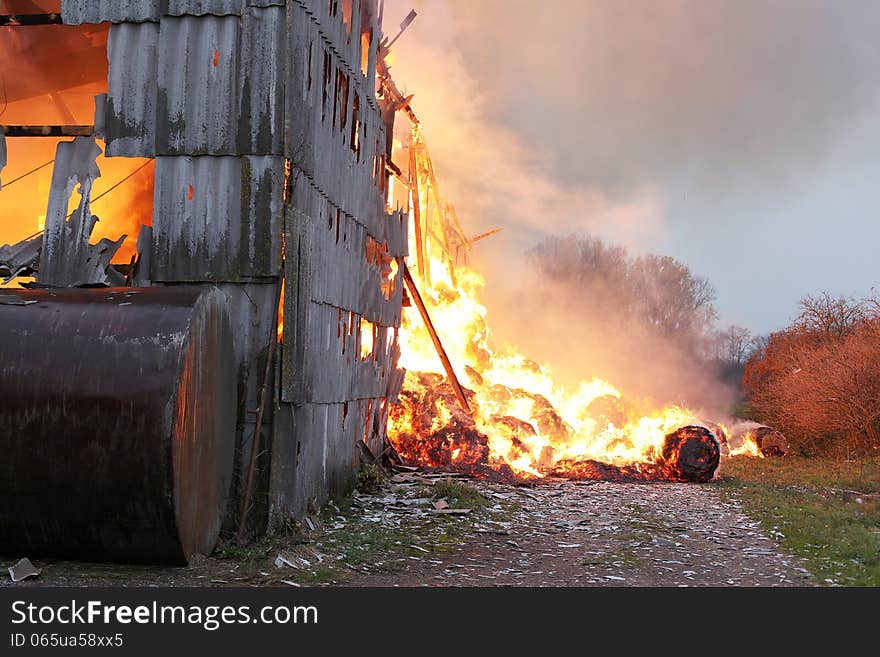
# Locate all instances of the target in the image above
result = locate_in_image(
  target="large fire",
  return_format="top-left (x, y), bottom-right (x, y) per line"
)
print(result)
top-left (1, 13), bottom-right (152, 284)
top-left (385, 127), bottom-right (723, 483)
top-left (388, 253), bottom-right (723, 482)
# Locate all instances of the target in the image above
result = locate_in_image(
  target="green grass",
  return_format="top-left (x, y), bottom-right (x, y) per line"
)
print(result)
top-left (420, 478), bottom-right (489, 509)
top-left (717, 455), bottom-right (880, 586)
top-left (355, 463), bottom-right (387, 494)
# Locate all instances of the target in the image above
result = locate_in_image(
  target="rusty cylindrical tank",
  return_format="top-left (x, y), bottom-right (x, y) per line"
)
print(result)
top-left (0, 287), bottom-right (235, 565)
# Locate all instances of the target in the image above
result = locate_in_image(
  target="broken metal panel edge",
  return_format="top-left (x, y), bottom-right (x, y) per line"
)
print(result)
top-left (61, 0), bottom-right (163, 25)
top-left (38, 137), bottom-right (102, 285)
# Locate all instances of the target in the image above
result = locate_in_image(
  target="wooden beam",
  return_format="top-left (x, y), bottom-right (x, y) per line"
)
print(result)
top-left (408, 146), bottom-right (427, 280)
top-left (469, 227), bottom-right (504, 244)
top-left (402, 262), bottom-right (472, 417)
top-left (1, 125), bottom-right (94, 138)
top-left (0, 13), bottom-right (64, 26)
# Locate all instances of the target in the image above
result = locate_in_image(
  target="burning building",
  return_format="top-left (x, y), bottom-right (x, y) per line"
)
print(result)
top-left (0, 0), bottom-right (764, 567)
top-left (0, 0), bottom-right (407, 562)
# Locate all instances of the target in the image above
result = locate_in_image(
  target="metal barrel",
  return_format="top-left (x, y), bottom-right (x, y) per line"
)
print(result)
top-left (0, 286), bottom-right (235, 565)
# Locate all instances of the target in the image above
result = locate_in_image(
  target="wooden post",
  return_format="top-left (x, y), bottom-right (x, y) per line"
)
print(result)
top-left (237, 272), bottom-right (284, 542)
top-left (402, 262), bottom-right (471, 417)
top-left (1, 125), bottom-right (94, 138)
top-left (0, 13), bottom-right (64, 26)
top-left (408, 146), bottom-right (427, 280)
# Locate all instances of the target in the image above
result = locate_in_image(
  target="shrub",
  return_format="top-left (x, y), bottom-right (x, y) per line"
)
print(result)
top-left (744, 292), bottom-right (880, 455)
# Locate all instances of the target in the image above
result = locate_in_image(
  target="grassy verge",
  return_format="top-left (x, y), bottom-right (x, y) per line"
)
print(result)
top-left (717, 455), bottom-right (880, 586)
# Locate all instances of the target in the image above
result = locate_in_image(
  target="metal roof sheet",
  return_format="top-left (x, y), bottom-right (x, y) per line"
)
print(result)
top-left (62, 0), bottom-right (161, 25)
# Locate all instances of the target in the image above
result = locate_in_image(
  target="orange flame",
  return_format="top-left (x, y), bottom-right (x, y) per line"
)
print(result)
top-left (385, 124), bottom-right (732, 480)
top-left (729, 431), bottom-right (764, 458)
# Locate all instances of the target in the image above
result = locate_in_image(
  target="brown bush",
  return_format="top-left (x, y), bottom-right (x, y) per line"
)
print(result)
top-left (743, 293), bottom-right (880, 456)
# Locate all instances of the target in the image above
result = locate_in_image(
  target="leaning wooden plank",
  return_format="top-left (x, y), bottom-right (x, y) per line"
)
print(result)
top-left (408, 146), bottom-right (426, 278)
top-left (0, 13), bottom-right (63, 26)
top-left (401, 262), bottom-right (471, 416)
top-left (1, 125), bottom-right (94, 137)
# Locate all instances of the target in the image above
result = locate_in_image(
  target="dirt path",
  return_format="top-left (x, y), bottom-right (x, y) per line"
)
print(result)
top-left (1, 477), bottom-right (814, 588)
top-left (345, 478), bottom-right (813, 587)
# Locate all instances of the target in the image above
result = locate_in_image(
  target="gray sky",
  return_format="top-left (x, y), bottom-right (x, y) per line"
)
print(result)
top-left (384, 0), bottom-right (880, 334)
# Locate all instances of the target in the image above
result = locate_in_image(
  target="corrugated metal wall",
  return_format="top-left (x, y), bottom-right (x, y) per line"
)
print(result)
top-left (60, 0), bottom-right (406, 528)
top-left (278, 0), bottom-right (406, 519)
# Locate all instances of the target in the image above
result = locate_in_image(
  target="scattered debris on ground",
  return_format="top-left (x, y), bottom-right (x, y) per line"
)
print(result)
top-left (8, 558), bottom-right (41, 583)
top-left (1, 471), bottom-right (814, 587)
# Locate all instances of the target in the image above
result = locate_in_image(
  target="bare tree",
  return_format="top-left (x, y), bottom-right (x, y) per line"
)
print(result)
top-left (711, 325), bottom-right (753, 366)
top-left (794, 291), bottom-right (866, 338)
top-left (529, 235), bottom-right (718, 348)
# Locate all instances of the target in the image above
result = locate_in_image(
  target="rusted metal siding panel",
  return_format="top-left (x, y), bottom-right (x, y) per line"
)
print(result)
top-left (151, 10), bottom-right (286, 155)
top-left (297, 301), bottom-right (401, 404)
top-left (239, 5), bottom-right (287, 155)
top-left (285, 2), bottom-right (388, 236)
top-left (165, 0), bottom-right (245, 17)
top-left (215, 283), bottom-right (277, 420)
top-left (293, 0), bottom-right (375, 108)
top-left (280, 0), bottom-right (407, 410)
top-left (105, 22), bottom-right (160, 157)
top-left (275, 395), bottom-right (390, 520)
top-left (213, 282), bottom-right (277, 522)
top-left (284, 0), bottom-right (318, 173)
top-left (62, 1), bottom-right (285, 23)
top-left (306, 196), bottom-right (403, 326)
top-left (156, 15), bottom-right (241, 155)
top-left (151, 155), bottom-right (283, 282)
top-left (61, 0), bottom-right (161, 25)
top-left (282, 173), bottom-right (405, 405)
top-left (101, 8), bottom-right (285, 156)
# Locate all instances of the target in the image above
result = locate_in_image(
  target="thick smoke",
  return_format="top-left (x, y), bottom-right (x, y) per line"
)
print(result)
top-left (382, 0), bottom-right (880, 411)
top-left (406, 0), bottom-right (880, 193)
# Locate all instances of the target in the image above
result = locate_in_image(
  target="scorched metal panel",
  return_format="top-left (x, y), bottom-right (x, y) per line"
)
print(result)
top-left (156, 15), bottom-right (241, 155)
top-left (105, 21), bottom-right (160, 157)
top-left (151, 155), bottom-right (284, 281)
top-left (62, 0), bottom-right (161, 24)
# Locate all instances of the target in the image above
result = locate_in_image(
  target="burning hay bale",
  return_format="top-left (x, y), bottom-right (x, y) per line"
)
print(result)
top-left (727, 423), bottom-right (789, 457)
top-left (702, 420), bottom-right (730, 456)
top-left (747, 426), bottom-right (789, 457)
top-left (388, 368), bottom-right (726, 484)
top-left (388, 372), bottom-right (516, 481)
top-left (550, 425), bottom-right (721, 483)
top-left (585, 394), bottom-right (629, 428)
top-left (660, 425), bottom-right (722, 482)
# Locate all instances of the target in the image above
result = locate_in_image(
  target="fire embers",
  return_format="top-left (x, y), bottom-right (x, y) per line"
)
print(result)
top-left (388, 372), bottom-right (517, 482)
top-left (550, 426), bottom-right (721, 483)
top-left (388, 370), bottom-right (724, 484)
